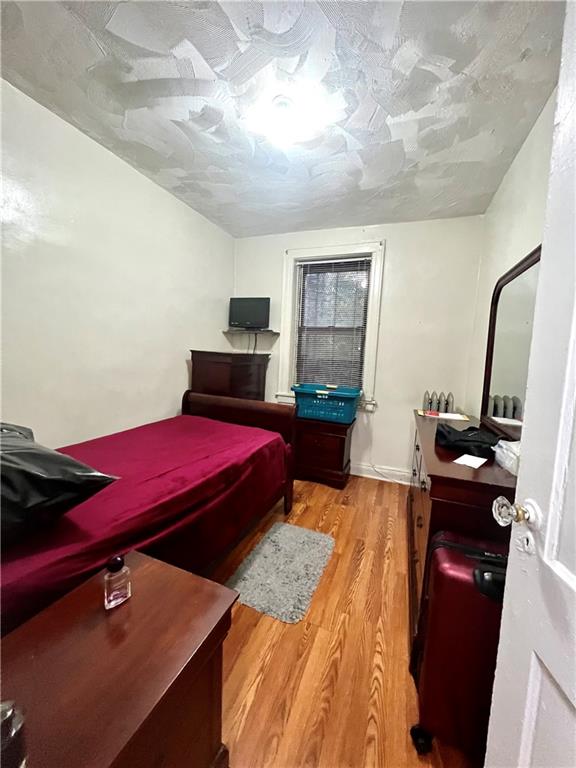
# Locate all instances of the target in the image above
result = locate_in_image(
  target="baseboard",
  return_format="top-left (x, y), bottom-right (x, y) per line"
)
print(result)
top-left (350, 462), bottom-right (411, 485)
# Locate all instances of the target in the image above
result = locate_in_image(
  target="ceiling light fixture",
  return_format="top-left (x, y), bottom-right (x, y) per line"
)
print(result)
top-left (242, 79), bottom-right (344, 149)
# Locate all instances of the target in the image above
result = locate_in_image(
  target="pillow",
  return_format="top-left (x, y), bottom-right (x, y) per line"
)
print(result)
top-left (1, 423), bottom-right (117, 547)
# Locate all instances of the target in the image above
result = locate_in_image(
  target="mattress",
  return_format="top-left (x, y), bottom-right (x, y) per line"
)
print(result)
top-left (2, 415), bottom-right (287, 632)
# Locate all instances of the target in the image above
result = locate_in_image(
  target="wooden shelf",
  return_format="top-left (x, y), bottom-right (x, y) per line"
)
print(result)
top-left (222, 328), bottom-right (279, 336)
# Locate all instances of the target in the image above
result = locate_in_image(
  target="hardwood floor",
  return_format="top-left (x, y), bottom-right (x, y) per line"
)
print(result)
top-left (212, 477), bottom-right (470, 768)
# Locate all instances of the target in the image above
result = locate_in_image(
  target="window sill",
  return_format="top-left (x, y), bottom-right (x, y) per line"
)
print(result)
top-left (275, 392), bottom-right (377, 413)
top-left (275, 392), bottom-right (296, 405)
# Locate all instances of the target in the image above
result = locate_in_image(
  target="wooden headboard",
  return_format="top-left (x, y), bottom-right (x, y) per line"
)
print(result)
top-left (181, 391), bottom-right (295, 446)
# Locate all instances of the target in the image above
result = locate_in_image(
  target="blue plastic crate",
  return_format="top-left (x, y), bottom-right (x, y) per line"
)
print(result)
top-left (291, 383), bottom-right (362, 424)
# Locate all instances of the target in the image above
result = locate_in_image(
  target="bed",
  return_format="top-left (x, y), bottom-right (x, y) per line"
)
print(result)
top-left (1, 393), bottom-right (294, 633)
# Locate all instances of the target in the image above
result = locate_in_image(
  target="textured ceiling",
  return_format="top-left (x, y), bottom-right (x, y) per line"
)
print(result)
top-left (1, 1), bottom-right (564, 237)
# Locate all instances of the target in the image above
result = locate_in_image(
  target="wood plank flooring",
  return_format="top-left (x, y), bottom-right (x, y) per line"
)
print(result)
top-left (212, 477), bottom-right (470, 768)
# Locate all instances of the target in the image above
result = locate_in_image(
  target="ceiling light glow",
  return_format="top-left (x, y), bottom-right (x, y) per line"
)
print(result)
top-left (242, 79), bottom-right (344, 148)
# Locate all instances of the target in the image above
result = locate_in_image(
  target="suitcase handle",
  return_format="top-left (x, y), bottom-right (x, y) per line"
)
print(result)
top-left (431, 533), bottom-right (508, 563)
top-left (474, 566), bottom-right (507, 602)
top-left (473, 553), bottom-right (508, 567)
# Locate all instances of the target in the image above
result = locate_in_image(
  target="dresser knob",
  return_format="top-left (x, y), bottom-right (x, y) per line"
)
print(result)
top-left (416, 515), bottom-right (424, 529)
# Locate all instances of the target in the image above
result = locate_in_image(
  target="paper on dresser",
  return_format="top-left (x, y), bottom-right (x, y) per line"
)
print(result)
top-left (491, 416), bottom-right (523, 426)
top-left (417, 410), bottom-right (469, 420)
top-left (453, 454), bottom-right (487, 469)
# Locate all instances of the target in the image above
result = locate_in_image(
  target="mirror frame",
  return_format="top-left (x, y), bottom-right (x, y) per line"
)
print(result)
top-left (480, 244), bottom-right (541, 441)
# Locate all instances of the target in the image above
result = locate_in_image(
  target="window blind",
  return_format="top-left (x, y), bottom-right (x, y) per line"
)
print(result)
top-left (294, 257), bottom-right (372, 389)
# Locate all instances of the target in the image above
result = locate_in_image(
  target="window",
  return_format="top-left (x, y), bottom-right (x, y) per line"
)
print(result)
top-left (295, 258), bottom-right (371, 388)
top-left (277, 242), bottom-right (385, 408)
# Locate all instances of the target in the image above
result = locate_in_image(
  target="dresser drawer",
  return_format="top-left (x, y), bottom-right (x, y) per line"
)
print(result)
top-left (412, 471), bottom-right (431, 605)
top-left (414, 434), bottom-right (423, 477)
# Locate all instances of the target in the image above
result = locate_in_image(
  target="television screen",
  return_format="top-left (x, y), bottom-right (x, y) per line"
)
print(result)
top-left (229, 297), bottom-right (270, 329)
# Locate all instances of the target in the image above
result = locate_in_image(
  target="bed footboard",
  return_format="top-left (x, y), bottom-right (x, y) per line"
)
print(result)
top-left (181, 391), bottom-right (295, 513)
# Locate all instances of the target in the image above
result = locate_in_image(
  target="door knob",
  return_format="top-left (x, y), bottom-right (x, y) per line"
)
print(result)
top-left (492, 496), bottom-right (527, 526)
top-left (492, 496), bottom-right (542, 529)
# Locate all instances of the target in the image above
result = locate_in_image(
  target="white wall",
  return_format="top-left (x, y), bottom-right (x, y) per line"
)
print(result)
top-left (233, 218), bottom-right (484, 480)
top-left (233, 89), bottom-right (555, 479)
top-left (464, 92), bottom-right (556, 415)
top-left (1, 78), bottom-right (556, 471)
top-left (1, 82), bottom-right (234, 447)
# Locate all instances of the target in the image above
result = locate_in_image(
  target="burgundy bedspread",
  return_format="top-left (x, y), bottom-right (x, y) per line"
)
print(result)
top-left (2, 415), bottom-right (287, 632)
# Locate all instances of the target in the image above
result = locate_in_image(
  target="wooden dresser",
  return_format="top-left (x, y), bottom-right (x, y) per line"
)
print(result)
top-left (2, 552), bottom-right (237, 768)
top-left (190, 350), bottom-right (270, 401)
top-left (295, 417), bottom-right (355, 489)
top-left (407, 412), bottom-right (515, 643)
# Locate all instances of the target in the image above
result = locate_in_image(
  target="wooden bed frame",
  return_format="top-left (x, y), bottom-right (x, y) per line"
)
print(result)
top-left (1, 395), bottom-right (296, 634)
top-left (181, 390), bottom-right (295, 514)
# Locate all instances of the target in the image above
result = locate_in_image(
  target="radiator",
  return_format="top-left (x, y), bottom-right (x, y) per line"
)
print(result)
top-left (487, 394), bottom-right (523, 420)
top-left (421, 391), bottom-right (456, 413)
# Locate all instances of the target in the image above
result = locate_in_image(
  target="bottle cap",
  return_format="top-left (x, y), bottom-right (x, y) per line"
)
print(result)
top-left (106, 555), bottom-right (125, 573)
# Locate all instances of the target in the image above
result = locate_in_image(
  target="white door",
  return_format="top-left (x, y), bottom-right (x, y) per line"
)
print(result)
top-left (485, 5), bottom-right (576, 767)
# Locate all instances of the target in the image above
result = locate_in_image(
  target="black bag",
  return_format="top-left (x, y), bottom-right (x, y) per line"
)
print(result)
top-left (435, 424), bottom-right (500, 458)
top-left (1, 423), bottom-right (117, 547)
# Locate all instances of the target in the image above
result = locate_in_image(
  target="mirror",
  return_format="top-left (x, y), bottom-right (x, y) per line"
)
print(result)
top-left (481, 246), bottom-right (541, 440)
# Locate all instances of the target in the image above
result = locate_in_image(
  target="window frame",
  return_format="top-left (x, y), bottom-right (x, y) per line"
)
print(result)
top-left (276, 241), bottom-right (385, 410)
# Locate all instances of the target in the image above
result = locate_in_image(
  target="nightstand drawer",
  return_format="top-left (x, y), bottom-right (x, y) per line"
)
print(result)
top-left (297, 431), bottom-right (343, 465)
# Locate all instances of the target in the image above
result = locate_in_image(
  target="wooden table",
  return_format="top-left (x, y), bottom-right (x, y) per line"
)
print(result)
top-left (1, 552), bottom-right (238, 768)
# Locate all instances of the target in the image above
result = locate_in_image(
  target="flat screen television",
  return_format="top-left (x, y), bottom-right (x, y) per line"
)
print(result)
top-left (229, 297), bottom-right (270, 330)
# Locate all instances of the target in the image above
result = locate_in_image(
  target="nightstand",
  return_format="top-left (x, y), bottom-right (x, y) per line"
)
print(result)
top-left (295, 417), bottom-right (356, 489)
top-left (2, 552), bottom-right (238, 768)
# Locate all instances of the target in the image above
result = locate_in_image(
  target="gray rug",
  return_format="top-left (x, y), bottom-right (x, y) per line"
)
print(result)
top-left (226, 522), bottom-right (335, 623)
